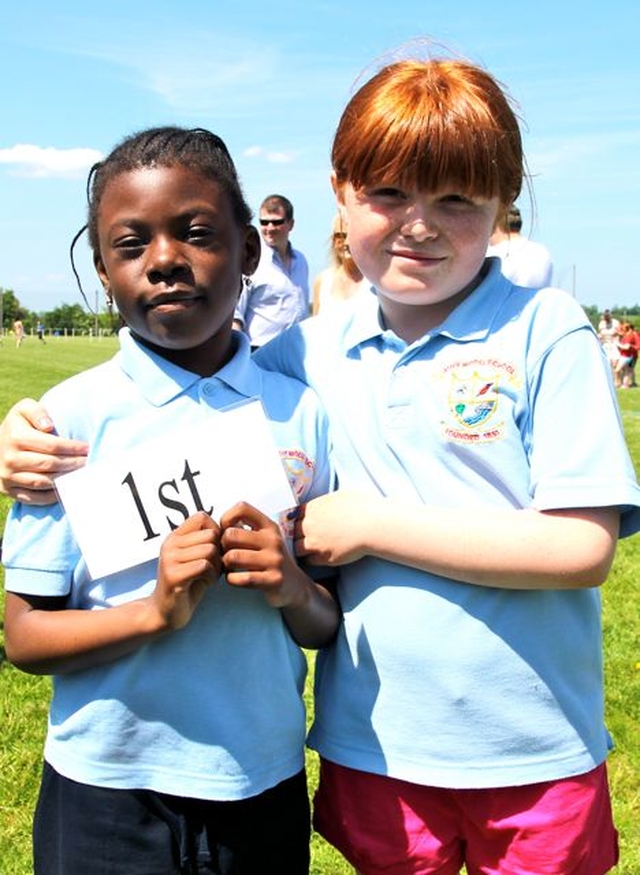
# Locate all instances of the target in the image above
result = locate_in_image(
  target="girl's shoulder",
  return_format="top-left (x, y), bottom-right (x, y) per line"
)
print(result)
top-left (42, 355), bottom-right (120, 404)
top-left (40, 355), bottom-right (123, 437)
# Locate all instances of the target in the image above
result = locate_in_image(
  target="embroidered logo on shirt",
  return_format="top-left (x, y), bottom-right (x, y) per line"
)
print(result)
top-left (438, 359), bottom-right (520, 444)
top-left (278, 449), bottom-right (315, 538)
top-left (451, 372), bottom-right (499, 427)
top-left (279, 449), bottom-right (315, 500)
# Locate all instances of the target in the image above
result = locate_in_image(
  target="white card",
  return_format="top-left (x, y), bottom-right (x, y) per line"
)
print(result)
top-left (55, 399), bottom-right (296, 579)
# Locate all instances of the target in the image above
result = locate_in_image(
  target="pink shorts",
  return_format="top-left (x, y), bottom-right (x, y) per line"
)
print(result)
top-left (313, 759), bottom-right (618, 875)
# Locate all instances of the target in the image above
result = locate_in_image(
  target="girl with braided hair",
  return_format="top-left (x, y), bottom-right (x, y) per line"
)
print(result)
top-left (2, 126), bottom-right (338, 875)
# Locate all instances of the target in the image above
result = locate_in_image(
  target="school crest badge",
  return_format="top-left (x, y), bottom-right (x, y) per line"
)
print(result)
top-left (449, 372), bottom-right (499, 429)
top-left (436, 358), bottom-right (520, 444)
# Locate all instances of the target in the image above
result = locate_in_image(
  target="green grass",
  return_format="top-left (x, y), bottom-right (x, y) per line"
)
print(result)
top-left (0, 332), bottom-right (119, 401)
top-left (1, 338), bottom-right (639, 874)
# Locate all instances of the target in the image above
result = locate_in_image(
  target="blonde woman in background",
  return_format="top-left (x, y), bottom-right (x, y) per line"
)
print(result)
top-left (312, 214), bottom-right (368, 315)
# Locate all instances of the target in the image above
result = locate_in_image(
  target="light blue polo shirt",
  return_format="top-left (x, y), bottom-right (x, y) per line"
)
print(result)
top-left (256, 259), bottom-right (640, 788)
top-left (3, 328), bottom-right (332, 801)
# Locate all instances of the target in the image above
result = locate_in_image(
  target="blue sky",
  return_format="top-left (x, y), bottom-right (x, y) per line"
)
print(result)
top-left (1, 1), bottom-right (639, 314)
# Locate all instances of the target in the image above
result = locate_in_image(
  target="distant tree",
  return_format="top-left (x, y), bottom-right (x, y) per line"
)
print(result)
top-left (582, 304), bottom-right (600, 329)
top-left (1, 288), bottom-right (28, 329)
top-left (617, 304), bottom-right (640, 319)
top-left (583, 303), bottom-right (640, 330)
top-left (46, 303), bottom-right (93, 333)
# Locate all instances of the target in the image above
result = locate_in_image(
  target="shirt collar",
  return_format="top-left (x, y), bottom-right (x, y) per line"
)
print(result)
top-left (341, 259), bottom-right (511, 353)
top-left (263, 237), bottom-right (297, 266)
top-left (341, 284), bottom-right (385, 352)
top-left (437, 258), bottom-right (511, 343)
top-left (118, 328), bottom-right (264, 407)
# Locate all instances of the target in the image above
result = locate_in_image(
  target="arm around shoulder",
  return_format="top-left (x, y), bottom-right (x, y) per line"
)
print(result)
top-left (0, 398), bottom-right (88, 503)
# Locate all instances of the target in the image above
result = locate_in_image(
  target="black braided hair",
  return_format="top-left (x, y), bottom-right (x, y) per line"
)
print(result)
top-left (70, 127), bottom-right (252, 309)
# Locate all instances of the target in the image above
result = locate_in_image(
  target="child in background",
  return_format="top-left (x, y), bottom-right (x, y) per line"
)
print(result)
top-left (614, 320), bottom-right (639, 388)
top-left (12, 317), bottom-right (24, 347)
top-left (598, 308), bottom-right (621, 376)
top-left (2, 56), bottom-right (640, 875)
top-left (1, 126), bottom-right (338, 875)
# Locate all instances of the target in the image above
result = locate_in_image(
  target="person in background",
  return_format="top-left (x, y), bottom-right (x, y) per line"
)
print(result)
top-left (487, 204), bottom-right (553, 287)
top-left (628, 322), bottom-right (640, 387)
top-left (36, 320), bottom-right (46, 343)
top-left (312, 214), bottom-right (368, 316)
top-left (233, 194), bottom-right (309, 349)
top-left (598, 308), bottom-right (621, 375)
top-left (1, 126), bottom-right (338, 875)
top-left (12, 318), bottom-right (24, 347)
top-left (614, 320), bottom-right (639, 388)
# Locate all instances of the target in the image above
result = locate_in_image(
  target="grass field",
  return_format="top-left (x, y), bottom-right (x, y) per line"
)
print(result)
top-left (0, 336), bottom-right (638, 875)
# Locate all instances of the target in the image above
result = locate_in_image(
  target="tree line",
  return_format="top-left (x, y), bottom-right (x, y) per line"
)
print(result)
top-left (1, 287), bottom-right (117, 336)
top-left (582, 304), bottom-right (640, 328)
top-left (2, 286), bottom-right (640, 337)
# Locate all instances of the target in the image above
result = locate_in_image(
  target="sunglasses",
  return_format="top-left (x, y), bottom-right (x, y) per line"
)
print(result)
top-left (260, 218), bottom-right (287, 227)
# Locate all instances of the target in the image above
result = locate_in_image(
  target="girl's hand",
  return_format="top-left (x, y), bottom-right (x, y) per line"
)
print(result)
top-left (153, 511), bottom-right (221, 630)
top-left (5, 512), bottom-right (222, 675)
top-left (0, 399), bottom-right (89, 503)
top-left (293, 490), bottom-right (375, 565)
top-left (220, 501), bottom-right (340, 648)
top-left (221, 501), bottom-right (307, 609)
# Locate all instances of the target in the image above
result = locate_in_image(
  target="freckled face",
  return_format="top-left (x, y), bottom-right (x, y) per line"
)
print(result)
top-left (94, 166), bottom-right (259, 374)
top-left (339, 182), bottom-right (500, 314)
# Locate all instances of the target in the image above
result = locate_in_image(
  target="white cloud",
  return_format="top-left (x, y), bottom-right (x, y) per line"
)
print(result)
top-left (0, 144), bottom-right (104, 179)
top-left (526, 129), bottom-right (640, 183)
top-left (72, 31), bottom-right (282, 116)
top-left (242, 145), bottom-right (297, 164)
top-left (267, 151), bottom-right (297, 164)
top-left (54, 26), bottom-right (347, 119)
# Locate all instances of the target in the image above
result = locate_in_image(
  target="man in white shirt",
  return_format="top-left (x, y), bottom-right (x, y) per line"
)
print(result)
top-left (234, 194), bottom-right (310, 348)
